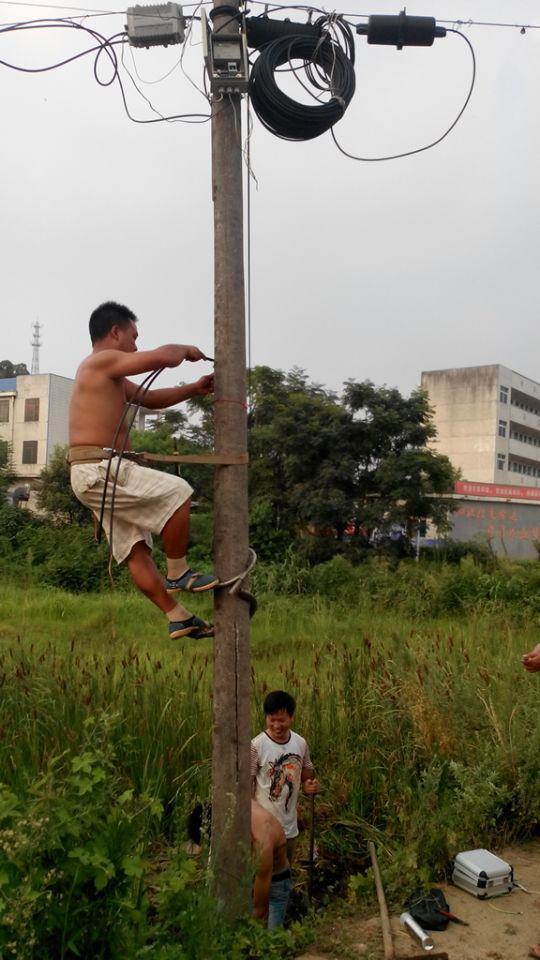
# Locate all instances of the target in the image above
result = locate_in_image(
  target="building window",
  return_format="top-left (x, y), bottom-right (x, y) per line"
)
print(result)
top-left (500, 385), bottom-right (509, 403)
top-left (0, 398), bottom-right (9, 423)
top-left (497, 453), bottom-right (506, 471)
top-left (22, 440), bottom-right (38, 464)
top-left (498, 419), bottom-right (507, 438)
top-left (24, 398), bottom-right (40, 422)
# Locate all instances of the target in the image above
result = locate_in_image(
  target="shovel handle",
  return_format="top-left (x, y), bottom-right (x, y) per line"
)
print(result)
top-left (308, 793), bottom-right (315, 904)
top-left (368, 841), bottom-right (395, 960)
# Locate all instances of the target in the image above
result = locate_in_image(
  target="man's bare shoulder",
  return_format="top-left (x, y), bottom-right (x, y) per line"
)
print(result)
top-left (75, 351), bottom-right (122, 381)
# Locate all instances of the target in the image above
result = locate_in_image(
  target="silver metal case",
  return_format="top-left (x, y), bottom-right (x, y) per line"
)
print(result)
top-left (452, 849), bottom-right (513, 899)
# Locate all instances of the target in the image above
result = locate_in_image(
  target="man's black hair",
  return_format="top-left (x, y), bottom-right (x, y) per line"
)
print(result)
top-left (89, 301), bottom-right (137, 345)
top-left (263, 690), bottom-right (296, 717)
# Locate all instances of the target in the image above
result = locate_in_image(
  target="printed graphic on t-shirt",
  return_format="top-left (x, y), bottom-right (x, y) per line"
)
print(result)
top-left (268, 752), bottom-right (302, 811)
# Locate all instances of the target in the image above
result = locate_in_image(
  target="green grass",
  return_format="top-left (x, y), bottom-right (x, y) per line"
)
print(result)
top-left (0, 578), bottom-right (539, 956)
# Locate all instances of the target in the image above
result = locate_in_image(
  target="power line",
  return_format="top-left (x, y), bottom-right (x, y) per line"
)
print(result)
top-left (1, 0), bottom-right (540, 32)
top-left (0, 18), bottom-right (213, 122)
top-left (331, 28), bottom-right (476, 163)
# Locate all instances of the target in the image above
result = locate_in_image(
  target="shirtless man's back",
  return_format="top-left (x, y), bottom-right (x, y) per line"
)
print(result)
top-left (251, 800), bottom-right (292, 928)
top-left (69, 300), bottom-right (218, 641)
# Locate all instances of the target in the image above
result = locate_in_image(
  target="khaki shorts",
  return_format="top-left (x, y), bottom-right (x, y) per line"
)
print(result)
top-left (71, 458), bottom-right (193, 564)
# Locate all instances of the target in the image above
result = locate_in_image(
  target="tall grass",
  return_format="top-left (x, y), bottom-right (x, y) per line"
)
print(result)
top-left (1, 571), bottom-right (538, 860)
top-left (0, 557), bottom-right (539, 958)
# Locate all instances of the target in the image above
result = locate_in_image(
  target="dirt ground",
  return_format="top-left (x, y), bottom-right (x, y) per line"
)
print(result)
top-left (302, 841), bottom-right (540, 960)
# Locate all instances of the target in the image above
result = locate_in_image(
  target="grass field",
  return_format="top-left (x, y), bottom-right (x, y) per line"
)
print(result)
top-left (0, 575), bottom-right (539, 958)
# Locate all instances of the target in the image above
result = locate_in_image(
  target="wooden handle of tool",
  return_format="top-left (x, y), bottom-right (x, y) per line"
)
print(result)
top-left (368, 840), bottom-right (395, 960)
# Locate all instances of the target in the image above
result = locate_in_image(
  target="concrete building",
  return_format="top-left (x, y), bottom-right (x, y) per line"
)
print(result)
top-left (421, 364), bottom-right (540, 488)
top-left (421, 364), bottom-right (540, 558)
top-left (0, 373), bottom-right (74, 479)
top-left (0, 373), bottom-right (156, 482)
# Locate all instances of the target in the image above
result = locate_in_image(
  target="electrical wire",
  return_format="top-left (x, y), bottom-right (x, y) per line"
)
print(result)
top-left (125, 35), bottom-right (182, 85)
top-left (120, 38), bottom-right (179, 119)
top-left (179, 0), bottom-right (210, 104)
top-left (331, 27), bottom-right (476, 162)
top-left (0, 18), bottom-right (213, 122)
top-left (1, 0), bottom-right (539, 32)
top-left (246, 2), bottom-right (540, 31)
top-left (96, 367), bottom-right (162, 547)
top-left (248, 13), bottom-right (355, 141)
top-left (105, 368), bottom-right (164, 575)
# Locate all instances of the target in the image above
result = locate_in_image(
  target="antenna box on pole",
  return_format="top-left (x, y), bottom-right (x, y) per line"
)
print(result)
top-left (126, 3), bottom-right (185, 47)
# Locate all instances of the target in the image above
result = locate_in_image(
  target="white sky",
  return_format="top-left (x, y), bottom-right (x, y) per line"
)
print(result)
top-left (1, 0), bottom-right (539, 397)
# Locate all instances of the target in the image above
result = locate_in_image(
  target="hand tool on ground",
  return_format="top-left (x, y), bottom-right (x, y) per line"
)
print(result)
top-left (308, 793), bottom-right (316, 904)
top-left (368, 840), bottom-right (396, 960)
top-left (400, 911), bottom-right (435, 950)
top-left (436, 908), bottom-right (469, 926)
top-left (368, 841), bottom-right (449, 960)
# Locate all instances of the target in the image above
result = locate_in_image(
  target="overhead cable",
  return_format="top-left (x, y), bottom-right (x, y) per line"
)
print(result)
top-left (0, 17), bottom-right (213, 123)
top-left (249, 13), bottom-right (355, 140)
top-left (331, 28), bottom-right (476, 162)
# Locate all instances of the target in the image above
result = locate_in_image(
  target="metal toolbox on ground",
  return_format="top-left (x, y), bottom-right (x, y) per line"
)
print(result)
top-left (451, 849), bottom-right (513, 899)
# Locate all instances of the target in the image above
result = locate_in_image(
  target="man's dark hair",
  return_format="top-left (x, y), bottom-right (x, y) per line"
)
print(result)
top-left (263, 690), bottom-right (296, 717)
top-left (89, 301), bottom-right (137, 345)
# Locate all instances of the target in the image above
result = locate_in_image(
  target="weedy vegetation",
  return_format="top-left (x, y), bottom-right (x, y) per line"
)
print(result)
top-left (0, 551), bottom-right (539, 957)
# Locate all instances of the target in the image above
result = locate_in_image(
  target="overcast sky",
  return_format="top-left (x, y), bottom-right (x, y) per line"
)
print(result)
top-left (1, 0), bottom-right (539, 398)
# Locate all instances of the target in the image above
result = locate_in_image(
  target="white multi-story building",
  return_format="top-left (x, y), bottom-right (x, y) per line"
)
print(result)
top-left (0, 373), bottom-right (74, 478)
top-left (421, 364), bottom-right (540, 488)
top-left (0, 373), bottom-right (155, 482)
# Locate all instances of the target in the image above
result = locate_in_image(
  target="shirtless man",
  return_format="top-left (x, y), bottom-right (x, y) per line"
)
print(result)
top-left (251, 799), bottom-right (292, 929)
top-left (69, 300), bottom-right (218, 640)
top-left (186, 800), bottom-right (292, 928)
top-left (522, 644), bottom-right (540, 673)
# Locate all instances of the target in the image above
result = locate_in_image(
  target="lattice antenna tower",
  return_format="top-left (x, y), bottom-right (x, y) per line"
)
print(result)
top-left (31, 320), bottom-right (42, 375)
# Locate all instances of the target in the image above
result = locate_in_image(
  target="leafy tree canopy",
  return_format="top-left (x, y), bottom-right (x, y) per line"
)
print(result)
top-left (37, 446), bottom-right (90, 525)
top-left (248, 368), bottom-right (458, 556)
top-left (0, 360), bottom-right (29, 377)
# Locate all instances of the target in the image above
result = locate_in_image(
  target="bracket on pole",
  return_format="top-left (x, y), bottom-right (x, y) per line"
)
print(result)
top-left (142, 451), bottom-right (249, 465)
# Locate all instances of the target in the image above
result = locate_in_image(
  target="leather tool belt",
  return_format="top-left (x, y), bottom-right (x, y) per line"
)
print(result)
top-left (67, 446), bottom-right (146, 466)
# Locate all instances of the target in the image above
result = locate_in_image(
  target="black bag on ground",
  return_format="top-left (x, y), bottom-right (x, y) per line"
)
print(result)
top-left (404, 887), bottom-right (450, 931)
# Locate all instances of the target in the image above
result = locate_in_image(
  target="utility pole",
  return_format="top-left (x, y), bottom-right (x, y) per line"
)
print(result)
top-left (209, 0), bottom-right (251, 916)
top-left (125, 0), bottom-right (251, 914)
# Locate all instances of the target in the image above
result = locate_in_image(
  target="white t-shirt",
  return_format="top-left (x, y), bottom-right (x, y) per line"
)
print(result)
top-left (251, 730), bottom-right (313, 839)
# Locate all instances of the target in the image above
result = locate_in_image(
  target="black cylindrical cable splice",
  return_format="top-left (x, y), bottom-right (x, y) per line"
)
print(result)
top-left (356, 12), bottom-right (446, 49)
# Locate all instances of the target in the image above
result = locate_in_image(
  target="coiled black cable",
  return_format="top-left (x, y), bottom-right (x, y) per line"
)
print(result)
top-left (248, 14), bottom-right (355, 141)
top-left (97, 368), bottom-right (164, 554)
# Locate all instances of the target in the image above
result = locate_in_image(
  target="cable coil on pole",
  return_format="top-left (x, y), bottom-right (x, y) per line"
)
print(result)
top-left (248, 15), bottom-right (355, 141)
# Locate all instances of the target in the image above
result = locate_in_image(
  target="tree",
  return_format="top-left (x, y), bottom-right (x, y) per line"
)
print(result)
top-left (342, 381), bottom-right (459, 535)
top-left (248, 367), bottom-right (357, 556)
top-left (247, 370), bottom-right (458, 558)
top-left (0, 360), bottom-right (29, 377)
top-left (0, 442), bottom-right (17, 502)
top-left (37, 446), bottom-right (90, 524)
top-left (148, 409), bottom-right (188, 436)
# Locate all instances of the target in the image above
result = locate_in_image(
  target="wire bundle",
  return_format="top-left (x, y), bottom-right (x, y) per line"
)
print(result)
top-left (248, 14), bottom-right (356, 141)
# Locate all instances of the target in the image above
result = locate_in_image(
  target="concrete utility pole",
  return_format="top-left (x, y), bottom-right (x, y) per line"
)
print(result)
top-left (210, 0), bottom-right (251, 916)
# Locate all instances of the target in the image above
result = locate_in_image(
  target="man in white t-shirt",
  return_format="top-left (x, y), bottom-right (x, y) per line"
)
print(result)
top-left (251, 689), bottom-right (320, 865)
